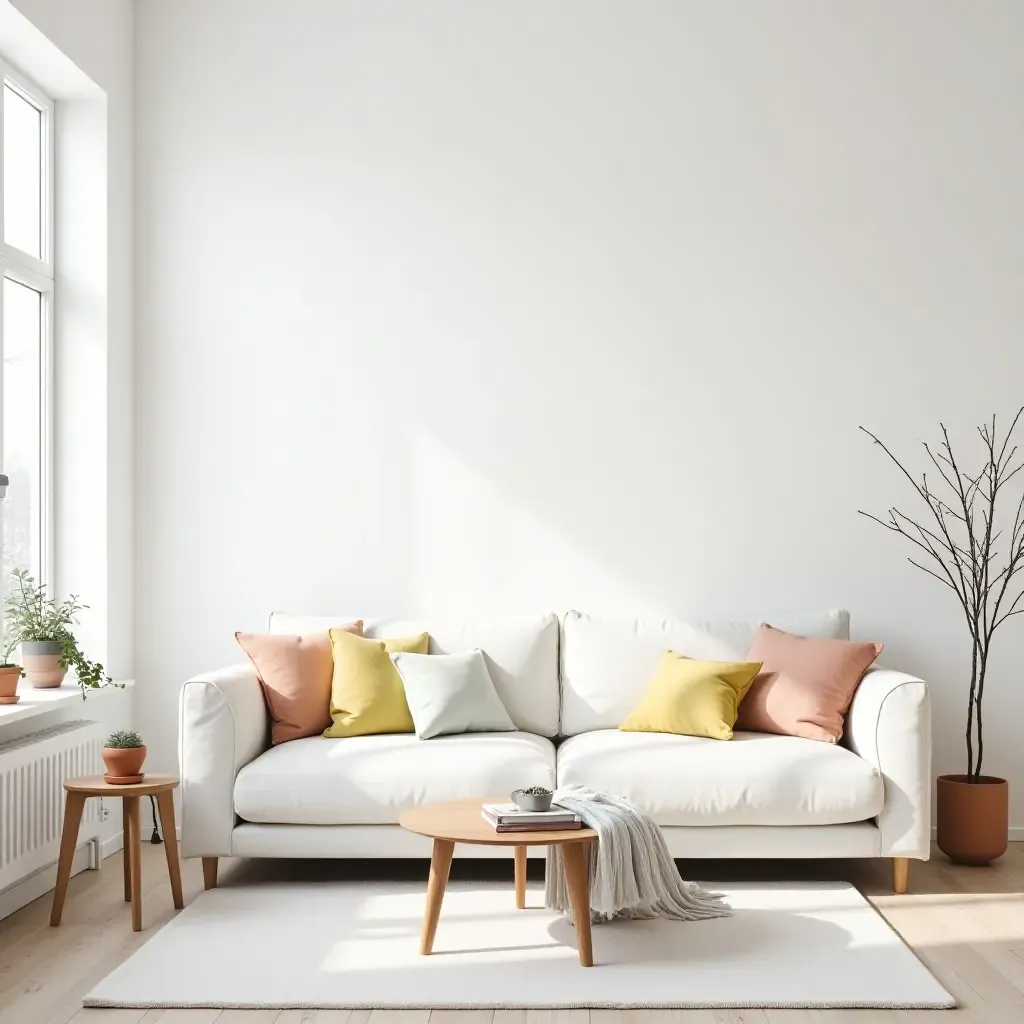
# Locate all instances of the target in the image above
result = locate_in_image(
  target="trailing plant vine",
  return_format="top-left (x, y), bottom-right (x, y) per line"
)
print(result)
top-left (860, 410), bottom-right (1024, 781)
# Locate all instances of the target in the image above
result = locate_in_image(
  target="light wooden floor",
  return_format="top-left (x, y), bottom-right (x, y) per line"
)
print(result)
top-left (2, 842), bottom-right (1023, 1024)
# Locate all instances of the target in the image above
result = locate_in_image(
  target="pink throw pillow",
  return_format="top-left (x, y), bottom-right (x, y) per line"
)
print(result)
top-left (736, 624), bottom-right (882, 743)
top-left (236, 623), bottom-right (362, 744)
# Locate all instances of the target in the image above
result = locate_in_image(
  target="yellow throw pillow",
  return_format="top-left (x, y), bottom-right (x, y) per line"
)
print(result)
top-left (323, 630), bottom-right (429, 738)
top-left (619, 652), bottom-right (763, 741)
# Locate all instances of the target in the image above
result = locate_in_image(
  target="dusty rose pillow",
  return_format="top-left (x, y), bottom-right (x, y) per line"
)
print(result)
top-left (735, 624), bottom-right (882, 743)
top-left (236, 623), bottom-right (362, 744)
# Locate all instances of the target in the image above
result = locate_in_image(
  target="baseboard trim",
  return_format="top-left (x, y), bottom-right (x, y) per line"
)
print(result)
top-left (102, 832), bottom-right (124, 859)
top-left (0, 839), bottom-right (96, 922)
top-left (0, 833), bottom-right (127, 923)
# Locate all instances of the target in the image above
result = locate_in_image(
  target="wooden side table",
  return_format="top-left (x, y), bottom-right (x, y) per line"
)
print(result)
top-left (50, 773), bottom-right (183, 932)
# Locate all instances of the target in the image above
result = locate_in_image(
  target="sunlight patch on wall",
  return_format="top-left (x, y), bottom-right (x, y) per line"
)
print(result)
top-left (411, 430), bottom-right (665, 618)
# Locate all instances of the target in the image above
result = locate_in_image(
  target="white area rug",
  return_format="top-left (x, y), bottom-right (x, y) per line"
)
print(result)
top-left (86, 880), bottom-right (953, 1010)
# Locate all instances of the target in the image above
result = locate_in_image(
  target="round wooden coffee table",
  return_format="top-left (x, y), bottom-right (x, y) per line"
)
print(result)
top-left (399, 798), bottom-right (598, 967)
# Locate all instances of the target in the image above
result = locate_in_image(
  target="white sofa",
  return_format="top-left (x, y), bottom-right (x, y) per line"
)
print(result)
top-left (179, 609), bottom-right (931, 892)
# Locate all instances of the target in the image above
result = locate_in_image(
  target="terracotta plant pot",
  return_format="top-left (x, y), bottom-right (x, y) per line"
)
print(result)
top-left (0, 664), bottom-right (22, 704)
top-left (21, 640), bottom-right (67, 688)
top-left (936, 774), bottom-right (1008, 865)
top-left (102, 745), bottom-right (147, 782)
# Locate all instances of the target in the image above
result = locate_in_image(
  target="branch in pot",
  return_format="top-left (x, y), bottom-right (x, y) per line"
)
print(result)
top-left (860, 409), bottom-right (1024, 782)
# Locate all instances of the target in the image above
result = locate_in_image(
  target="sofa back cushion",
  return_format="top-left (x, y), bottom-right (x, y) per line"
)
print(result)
top-left (560, 609), bottom-right (850, 736)
top-left (269, 611), bottom-right (559, 737)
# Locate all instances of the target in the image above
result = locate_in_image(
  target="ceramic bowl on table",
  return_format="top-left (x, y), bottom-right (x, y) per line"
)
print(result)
top-left (511, 787), bottom-right (553, 812)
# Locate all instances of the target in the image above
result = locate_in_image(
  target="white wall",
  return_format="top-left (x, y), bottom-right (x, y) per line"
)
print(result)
top-left (135, 2), bottom-right (1024, 824)
top-left (7, 0), bottom-right (134, 678)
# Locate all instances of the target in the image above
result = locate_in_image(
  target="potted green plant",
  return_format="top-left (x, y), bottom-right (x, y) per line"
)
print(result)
top-left (861, 411), bottom-right (1024, 865)
top-left (5, 569), bottom-right (113, 697)
top-left (102, 729), bottom-right (146, 783)
top-left (0, 627), bottom-right (22, 705)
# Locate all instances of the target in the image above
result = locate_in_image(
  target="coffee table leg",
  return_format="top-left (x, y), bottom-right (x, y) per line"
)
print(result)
top-left (420, 838), bottom-right (454, 955)
top-left (50, 791), bottom-right (87, 926)
top-left (562, 841), bottom-right (594, 967)
top-left (515, 845), bottom-right (527, 909)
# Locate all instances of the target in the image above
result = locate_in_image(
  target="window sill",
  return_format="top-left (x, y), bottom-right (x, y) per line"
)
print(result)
top-left (0, 678), bottom-right (134, 726)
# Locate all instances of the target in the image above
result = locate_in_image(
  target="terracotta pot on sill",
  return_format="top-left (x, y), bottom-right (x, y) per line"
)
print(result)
top-left (21, 640), bottom-right (67, 688)
top-left (0, 664), bottom-right (22, 704)
top-left (936, 774), bottom-right (1008, 865)
top-left (102, 745), bottom-right (147, 783)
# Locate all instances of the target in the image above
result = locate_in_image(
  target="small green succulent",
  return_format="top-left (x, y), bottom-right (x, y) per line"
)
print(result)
top-left (521, 785), bottom-right (552, 796)
top-left (104, 729), bottom-right (143, 749)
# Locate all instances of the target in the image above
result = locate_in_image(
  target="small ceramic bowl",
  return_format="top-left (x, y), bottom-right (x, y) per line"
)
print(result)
top-left (511, 788), bottom-right (553, 812)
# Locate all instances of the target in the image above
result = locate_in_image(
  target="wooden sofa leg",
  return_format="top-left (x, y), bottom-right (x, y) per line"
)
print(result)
top-left (202, 857), bottom-right (218, 890)
top-left (893, 857), bottom-right (909, 894)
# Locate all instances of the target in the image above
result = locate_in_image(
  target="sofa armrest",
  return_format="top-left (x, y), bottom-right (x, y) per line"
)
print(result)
top-left (179, 664), bottom-right (269, 858)
top-left (845, 667), bottom-right (931, 859)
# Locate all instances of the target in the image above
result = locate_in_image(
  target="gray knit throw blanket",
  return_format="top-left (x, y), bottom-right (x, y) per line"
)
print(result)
top-left (544, 785), bottom-right (732, 924)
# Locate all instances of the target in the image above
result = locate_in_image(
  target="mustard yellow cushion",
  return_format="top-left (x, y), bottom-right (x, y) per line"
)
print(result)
top-left (323, 630), bottom-right (430, 738)
top-left (619, 652), bottom-right (763, 741)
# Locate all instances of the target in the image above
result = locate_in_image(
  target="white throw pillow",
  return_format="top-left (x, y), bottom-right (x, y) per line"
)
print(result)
top-left (391, 649), bottom-right (516, 740)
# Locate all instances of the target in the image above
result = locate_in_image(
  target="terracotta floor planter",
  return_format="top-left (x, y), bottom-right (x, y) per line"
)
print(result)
top-left (936, 774), bottom-right (1008, 865)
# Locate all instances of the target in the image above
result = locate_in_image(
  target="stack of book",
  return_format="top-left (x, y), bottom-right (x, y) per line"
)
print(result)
top-left (481, 802), bottom-right (583, 833)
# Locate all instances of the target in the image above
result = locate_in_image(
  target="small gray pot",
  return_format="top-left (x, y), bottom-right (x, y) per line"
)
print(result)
top-left (21, 640), bottom-right (66, 689)
top-left (511, 788), bottom-right (553, 812)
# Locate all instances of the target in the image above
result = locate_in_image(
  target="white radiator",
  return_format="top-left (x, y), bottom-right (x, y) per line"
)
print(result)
top-left (0, 720), bottom-right (104, 894)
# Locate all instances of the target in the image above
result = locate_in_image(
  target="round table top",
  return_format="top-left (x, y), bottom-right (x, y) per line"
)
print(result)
top-left (64, 773), bottom-right (179, 796)
top-left (399, 797), bottom-right (597, 847)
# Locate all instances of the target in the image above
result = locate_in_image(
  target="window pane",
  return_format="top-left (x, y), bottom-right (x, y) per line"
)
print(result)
top-left (3, 86), bottom-right (42, 259)
top-left (3, 278), bottom-right (42, 581)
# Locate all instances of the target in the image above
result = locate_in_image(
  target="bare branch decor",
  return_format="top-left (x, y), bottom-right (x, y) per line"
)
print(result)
top-left (860, 409), bottom-right (1024, 783)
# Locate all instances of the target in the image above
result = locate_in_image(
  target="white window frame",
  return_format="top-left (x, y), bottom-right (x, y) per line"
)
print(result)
top-left (0, 57), bottom-right (54, 583)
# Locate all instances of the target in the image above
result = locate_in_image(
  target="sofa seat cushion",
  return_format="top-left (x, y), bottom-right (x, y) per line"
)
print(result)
top-left (556, 729), bottom-right (883, 827)
top-left (234, 732), bottom-right (555, 825)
